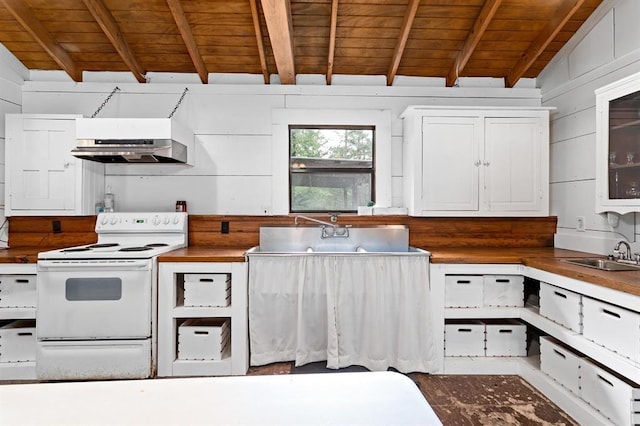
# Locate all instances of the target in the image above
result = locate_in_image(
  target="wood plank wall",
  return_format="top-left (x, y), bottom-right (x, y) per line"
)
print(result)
top-left (8, 216), bottom-right (98, 248)
top-left (189, 215), bottom-right (557, 249)
top-left (8, 215), bottom-right (557, 249)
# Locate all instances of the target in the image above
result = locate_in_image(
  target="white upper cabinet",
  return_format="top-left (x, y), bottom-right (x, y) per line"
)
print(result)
top-left (5, 114), bottom-right (104, 216)
top-left (595, 72), bottom-right (640, 215)
top-left (403, 107), bottom-right (550, 217)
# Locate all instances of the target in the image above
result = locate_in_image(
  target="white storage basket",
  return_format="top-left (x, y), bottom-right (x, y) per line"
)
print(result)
top-left (178, 318), bottom-right (230, 360)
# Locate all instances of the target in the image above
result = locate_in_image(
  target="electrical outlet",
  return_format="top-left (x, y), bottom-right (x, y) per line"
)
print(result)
top-left (221, 221), bottom-right (230, 234)
top-left (576, 216), bottom-right (585, 232)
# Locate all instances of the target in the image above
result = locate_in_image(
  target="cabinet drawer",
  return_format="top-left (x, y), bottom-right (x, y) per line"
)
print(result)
top-left (178, 319), bottom-right (230, 360)
top-left (580, 358), bottom-right (640, 426)
top-left (540, 336), bottom-right (581, 396)
top-left (0, 275), bottom-right (36, 308)
top-left (483, 275), bottom-right (524, 307)
top-left (0, 320), bottom-right (36, 362)
top-left (582, 297), bottom-right (640, 363)
top-left (539, 282), bottom-right (582, 333)
top-left (444, 320), bottom-right (485, 357)
top-left (184, 274), bottom-right (231, 307)
top-left (484, 320), bottom-right (526, 357)
top-left (445, 275), bottom-right (483, 308)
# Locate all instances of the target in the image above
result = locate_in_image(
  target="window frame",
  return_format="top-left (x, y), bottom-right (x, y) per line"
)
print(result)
top-left (288, 124), bottom-right (376, 213)
top-left (271, 108), bottom-right (392, 215)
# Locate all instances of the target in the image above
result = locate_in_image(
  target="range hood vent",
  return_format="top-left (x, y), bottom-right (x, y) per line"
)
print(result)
top-left (72, 118), bottom-right (194, 164)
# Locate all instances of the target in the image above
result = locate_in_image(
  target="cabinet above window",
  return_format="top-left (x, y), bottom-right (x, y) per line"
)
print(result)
top-left (402, 107), bottom-right (552, 217)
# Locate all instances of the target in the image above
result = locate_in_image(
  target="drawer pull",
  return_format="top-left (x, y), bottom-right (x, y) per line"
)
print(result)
top-left (495, 279), bottom-right (510, 283)
top-left (17, 332), bottom-right (33, 336)
top-left (553, 291), bottom-right (567, 299)
top-left (597, 374), bottom-right (614, 387)
top-left (199, 278), bottom-right (214, 282)
top-left (499, 329), bottom-right (513, 333)
top-left (456, 280), bottom-right (471, 284)
top-left (457, 328), bottom-right (473, 332)
top-left (15, 279), bottom-right (30, 283)
top-left (553, 349), bottom-right (566, 359)
top-left (194, 331), bottom-right (210, 335)
top-left (601, 308), bottom-right (621, 319)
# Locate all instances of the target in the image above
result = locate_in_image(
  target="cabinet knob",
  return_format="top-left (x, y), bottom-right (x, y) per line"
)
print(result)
top-left (64, 161), bottom-right (70, 168)
top-left (483, 160), bottom-right (490, 167)
top-left (474, 160), bottom-right (481, 167)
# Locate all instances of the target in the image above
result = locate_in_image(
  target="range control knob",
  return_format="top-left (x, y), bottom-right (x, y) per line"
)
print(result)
top-left (100, 216), bottom-right (109, 225)
top-left (173, 215), bottom-right (180, 224)
top-left (163, 216), bottom-right (170, 225)
top-left (153, 215), bottom-right (161, 225)
top-left (110, 216), bottom-right (118, 225)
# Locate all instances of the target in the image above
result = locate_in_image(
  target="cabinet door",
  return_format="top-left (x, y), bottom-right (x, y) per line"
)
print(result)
top-left (595, 72), bottom-right (640, 214)
top-left (421, 116), bottom-right (481, 211)
top-left (484, 118), bottom-right (541, 212)
top-left (7, 117), bottom-right (77, 211)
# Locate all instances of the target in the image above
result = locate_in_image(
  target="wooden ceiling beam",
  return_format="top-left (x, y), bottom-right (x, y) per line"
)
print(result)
top-left (166, 0), bottom-right (208, 84)
top-left (505, 0), bottom-right (585, 88)
top-left (446, 0), bottom-right (502, 87)
top-left (326, 0), bottom-right (339, 85)
top-left (387, 0), bottom-right (420, 86)
top-left (250, 0), bottom-right (270, 84)
top-left (260, 0), bottom-right (295, 84)
top-left (82, 0), bottom-right (146, 83)
top-left (1, 0), bottom-right (82, 82)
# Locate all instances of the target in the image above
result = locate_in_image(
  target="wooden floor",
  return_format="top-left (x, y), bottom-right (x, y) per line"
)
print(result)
top-left (247, 362), bottom-right (577, 425)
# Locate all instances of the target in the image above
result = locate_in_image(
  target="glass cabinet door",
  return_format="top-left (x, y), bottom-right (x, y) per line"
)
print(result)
top-left (596, 72), bottom-right (640, 214)
top-left (608, 91), bottom-right (640, 200)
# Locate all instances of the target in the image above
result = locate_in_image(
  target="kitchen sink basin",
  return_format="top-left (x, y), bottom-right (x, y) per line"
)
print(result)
top-left (561, 258), bottom-right (640, 271)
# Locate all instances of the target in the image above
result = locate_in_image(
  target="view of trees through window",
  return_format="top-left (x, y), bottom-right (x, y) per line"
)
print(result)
top-left (290, 126), bottom-right (374, 212)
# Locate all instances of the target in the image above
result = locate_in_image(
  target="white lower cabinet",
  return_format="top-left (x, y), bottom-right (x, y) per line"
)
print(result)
top-left (0, 265), bottom-right (37, 381)
top-left (540, 336), bottom-right (581, 396)
top-left (433, 263), bottom-right (640, 425)
top-left (580, 358), bottom-right (640, 426)
top-left (539, 282), bottom-right (582, 333)
top-left (157, 262), bottom-right (248, 377)
top-left (582, 296), bottom-right (640, 363)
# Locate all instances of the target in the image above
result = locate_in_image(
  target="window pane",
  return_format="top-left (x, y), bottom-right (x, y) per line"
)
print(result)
top-left (291, 172), bottom-right (372, 212)
top-left (289, 126), bottom-right (374, 212)
top-left (290, 128), bottom-right (373, 163)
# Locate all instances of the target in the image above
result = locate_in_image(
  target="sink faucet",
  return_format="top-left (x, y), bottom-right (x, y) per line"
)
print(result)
top-left (294, 215), bottom-right (334, 227)
top-left (293, 215), bottom-right (350, 238)
top-left (614, 240), bottom-right (632, 260)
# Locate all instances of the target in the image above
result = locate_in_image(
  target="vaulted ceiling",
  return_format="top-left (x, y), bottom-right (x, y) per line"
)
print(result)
top-left (0, 0), bottom-right (603, 86)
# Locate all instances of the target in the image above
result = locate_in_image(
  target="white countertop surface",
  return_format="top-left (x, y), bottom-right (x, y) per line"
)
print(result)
top-left (0, 371), bottom-right (442, 425)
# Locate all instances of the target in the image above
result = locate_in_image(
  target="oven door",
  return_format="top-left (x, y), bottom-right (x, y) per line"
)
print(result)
top-left (37, 259), bottom-right (153, 340)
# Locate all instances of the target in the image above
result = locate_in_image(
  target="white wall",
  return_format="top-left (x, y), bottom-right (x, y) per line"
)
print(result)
top-left (0, 44), bottom-right (26, 247)
top-left (18, 80), bottom-right (542, 215)
top-left (539, 0), bottom-right (640, 254)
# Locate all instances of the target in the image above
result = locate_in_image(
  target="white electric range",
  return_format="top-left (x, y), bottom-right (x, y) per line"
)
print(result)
top-left (36, 212), bottom-right (188, 381)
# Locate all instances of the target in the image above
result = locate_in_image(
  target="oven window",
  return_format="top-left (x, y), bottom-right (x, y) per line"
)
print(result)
top-left (66, 278), bottom-right (122, 301)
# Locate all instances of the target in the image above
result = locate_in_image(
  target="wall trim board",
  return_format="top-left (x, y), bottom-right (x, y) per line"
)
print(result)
top-left (20, 80), bottom-right (543, 101)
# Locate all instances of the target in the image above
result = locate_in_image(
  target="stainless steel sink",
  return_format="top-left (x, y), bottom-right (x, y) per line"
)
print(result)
top-left (561, 258), bottom-right (640, 271)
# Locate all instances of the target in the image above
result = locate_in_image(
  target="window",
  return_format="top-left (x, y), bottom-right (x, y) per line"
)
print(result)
top-left (289, 126), bottom-right (375, 213)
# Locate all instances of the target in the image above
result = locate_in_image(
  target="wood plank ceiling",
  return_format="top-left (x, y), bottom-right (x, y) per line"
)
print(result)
top-left (0, 0), bottom-right (603, 86)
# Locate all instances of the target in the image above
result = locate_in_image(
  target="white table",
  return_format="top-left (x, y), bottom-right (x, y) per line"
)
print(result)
top-left (0, 371), bottom-right (442, 425)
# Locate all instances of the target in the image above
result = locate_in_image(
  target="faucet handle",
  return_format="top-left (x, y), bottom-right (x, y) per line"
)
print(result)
top-left (634, 253), bottom-right (640, 264)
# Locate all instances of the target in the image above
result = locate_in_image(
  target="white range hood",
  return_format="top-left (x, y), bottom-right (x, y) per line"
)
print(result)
top-left (73, 118), bottom-right (195, 165)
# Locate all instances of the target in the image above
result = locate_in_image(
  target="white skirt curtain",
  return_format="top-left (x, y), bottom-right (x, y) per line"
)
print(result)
top-left (248, 254), bottom-right (437, 373)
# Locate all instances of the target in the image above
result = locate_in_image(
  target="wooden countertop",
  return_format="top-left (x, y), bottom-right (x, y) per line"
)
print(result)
top-left (158, 247), bottom-right (248, 263)
top-left (429, 247), bottom-right (640, 297)
top-left (0, 247), bottom-right (57, 264)
top-left (4, 245), bottom-right (638, 297)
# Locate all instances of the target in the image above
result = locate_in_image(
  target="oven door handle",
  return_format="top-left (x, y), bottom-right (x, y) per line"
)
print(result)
top-left (37, 259), bottom-right (152, 271)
